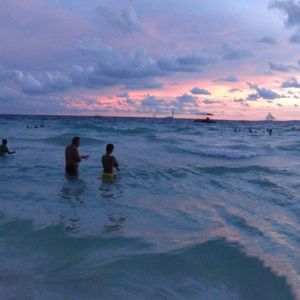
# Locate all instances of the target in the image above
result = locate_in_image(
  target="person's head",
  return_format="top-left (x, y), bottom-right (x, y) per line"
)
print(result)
top-left (2, 139), bottom-right (7, 145)
top-left (106, 143), bottom-right (114, 154)
top-left (72, 136), bottom-right (80, 147)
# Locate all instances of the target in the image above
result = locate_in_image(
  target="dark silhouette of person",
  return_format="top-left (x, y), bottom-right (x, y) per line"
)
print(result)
top-left (0, 139), bottom-right (16, 156)
top-left (102, 144), bottom-right (119, 179)
top-left (65, 137), bottom-right (89, 176)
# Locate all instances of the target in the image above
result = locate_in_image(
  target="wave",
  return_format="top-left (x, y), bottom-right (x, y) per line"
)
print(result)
top-left (39, 135), bottom-right (102, 146)
top-left (166, 145), bottom-right (257, 159)
top-left (194, 165), bottom-right (292, 176)
top-left (278, 142), bottom-right (300, 152)
top-left (0, 220), bottom-right (294, 300)
top-left (198, 148), bottom-right (256, 159)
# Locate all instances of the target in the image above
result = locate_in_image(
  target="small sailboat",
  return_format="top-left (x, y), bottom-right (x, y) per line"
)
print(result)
top-left (265, 112), bottom-right (275, 121)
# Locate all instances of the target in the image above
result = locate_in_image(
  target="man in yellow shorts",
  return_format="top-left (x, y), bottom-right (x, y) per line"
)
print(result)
top-left (102, 144), bottom-right (119, 179)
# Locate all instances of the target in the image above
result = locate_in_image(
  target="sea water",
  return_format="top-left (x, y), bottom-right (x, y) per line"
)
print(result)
top-left (0, 115), bottom-right (300, 300)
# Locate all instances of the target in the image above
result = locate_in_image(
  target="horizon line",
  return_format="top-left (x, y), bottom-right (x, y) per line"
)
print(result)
top-left (0, 113), bottom-right (299, 122)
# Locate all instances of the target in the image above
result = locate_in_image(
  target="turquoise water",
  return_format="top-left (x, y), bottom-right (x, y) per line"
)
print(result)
top-left (0, 115), bottom-right (299, 299)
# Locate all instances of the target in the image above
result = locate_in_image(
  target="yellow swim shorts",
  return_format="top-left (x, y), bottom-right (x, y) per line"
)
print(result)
top-left (102, 172), bottom-right (115, 180)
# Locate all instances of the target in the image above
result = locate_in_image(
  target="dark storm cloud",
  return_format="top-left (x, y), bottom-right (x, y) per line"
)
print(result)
top-left (281, 77), bottom-right (300, 88)
top-left (233, 98), bottom-right (247, 103)
top-left (269, 0), bottom-right (300, 43)
top-left (247, 93), bottom-right (260, 101)
top-left (117, 92), bottom-right (129, 98)
top-left (221, 43), bottom-right (251, 61)
top-left (255, 36), bottom-right (277, 45)
top-left (268, 61), bottom-right (298, 72)
top-left (79, 45), bottom-right (162, 79)
top-left (190, 87), bottom-right (211, 95)
top-left (138, 94), bottom-right (171, 114)
top-left (96, 6), bottom-right (144, 34)
top-left (116, 92), bottom-right (135, 105)
top-left (3, 41), bottom-right (217, 96)
top-left (219, 75), bottom-right (239, 82)
top-left (229, 88), bottom-right (242, 93)
top-left (0, 87), bottom-right (68, 114)
top-left (16, 71), bottom-right (72, 94)
top-left (141, 94), bottom-right (164, 108)
top-left (232, 97), bottom-right (249, 107)
top-left (77, 42), bottom-right (217, 90)
top-left (247, 83), bottom-right (281, 100)
top-left (125, 97), bottom-right (135, 105)
top-left (172, 93), bottom-right (201, 114)
top-left (269, 0), bottom-right (300, 27)
top-left (202, 99), bottom-right (221, 105)
top-left (176, 93), bottom-right (198, 104)
top-left (139, 92), bottom-right (201, 114)
top-left (157, 53), bottom-right (216, 73)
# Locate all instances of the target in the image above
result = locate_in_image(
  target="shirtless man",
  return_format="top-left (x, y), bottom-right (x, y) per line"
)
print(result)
top-left (0, 139), bottom-right (16, 156)
top-left (102, 144), bottom-right (119, 178)
top-left (65, 137), bottom-right (88, 176)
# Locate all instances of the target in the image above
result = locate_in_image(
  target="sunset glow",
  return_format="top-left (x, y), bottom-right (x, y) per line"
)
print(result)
top-left (1, 0), bottom-right (300, 120)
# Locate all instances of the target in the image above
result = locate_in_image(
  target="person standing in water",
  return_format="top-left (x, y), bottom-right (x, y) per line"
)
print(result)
top-left (102, 144), bottom-right (119, 179)
top-left (0, 139), bottom-right (16, 156)
top-left (65, 137), bottom-right (89, 176)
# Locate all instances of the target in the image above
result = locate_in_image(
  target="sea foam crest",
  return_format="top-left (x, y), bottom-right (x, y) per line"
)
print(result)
top-left (198, 148), bottom-right (256, 159)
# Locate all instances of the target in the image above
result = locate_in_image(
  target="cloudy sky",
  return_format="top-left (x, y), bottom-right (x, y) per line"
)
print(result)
top-left (1, 0), bottom-right (300, 119)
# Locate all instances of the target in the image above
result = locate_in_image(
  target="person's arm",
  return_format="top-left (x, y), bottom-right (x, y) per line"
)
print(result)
top-left (113, 156), bottom-right (120, 171)
top-left (5, 146), bottom-right (15, 155)
top-left (73, 148), bottom-right (82, 163)
top-left (80, 155), bottom-right (89, 160)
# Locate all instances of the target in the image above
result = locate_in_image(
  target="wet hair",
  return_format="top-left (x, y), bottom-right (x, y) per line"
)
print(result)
top-left (106, 143), bottom-right (114, 153)
top-left (72, 136), bottom-right (80, 144)
top-left (2, 139), bottom-right (7, 145)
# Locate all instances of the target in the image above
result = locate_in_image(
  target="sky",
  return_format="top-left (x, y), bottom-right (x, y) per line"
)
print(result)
top-left (1, 0), bottom-right (300, 120)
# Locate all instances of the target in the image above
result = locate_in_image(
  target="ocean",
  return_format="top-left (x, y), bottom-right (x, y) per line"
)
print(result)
top-left (0, 115), bottom-right (299, 299)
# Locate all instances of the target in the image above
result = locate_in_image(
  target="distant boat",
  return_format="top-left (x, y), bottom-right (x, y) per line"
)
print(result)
top-left (194, 117), bottom-right (215, 123)
top-left (164, 110), bottom-right (174, 119)
top-left (265, 112), bottom-right (275, 121)
top-left (193, 112), bottom-right (215, 123)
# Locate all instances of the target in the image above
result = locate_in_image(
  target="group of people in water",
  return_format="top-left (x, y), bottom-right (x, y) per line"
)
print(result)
top-left (0, 137), bottom-right (119, 179)
top-left (233, 127), bottom-right (273, 135)
top-left (65, 136), bottom-right (119, 178)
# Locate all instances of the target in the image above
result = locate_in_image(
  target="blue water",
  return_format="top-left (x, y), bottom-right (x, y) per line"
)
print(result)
top-left (0, 115), bottom-right (300, 299)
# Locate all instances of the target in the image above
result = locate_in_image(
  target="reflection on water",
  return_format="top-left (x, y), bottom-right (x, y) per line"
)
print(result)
top-left (59, 176), bottom-right (87, 205)
top-left (99, 176), bottom-right (123, 199)
top-left (103, 213), bottom-right (127, 233)
top-left (58, 215), bottom-right (80, 233)
top-left (99, 178), bottom-right (127, 233)
top-left (57, 175), bottom-right (127, 234)
top-left (58, 176), bottom-right (87, 233)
